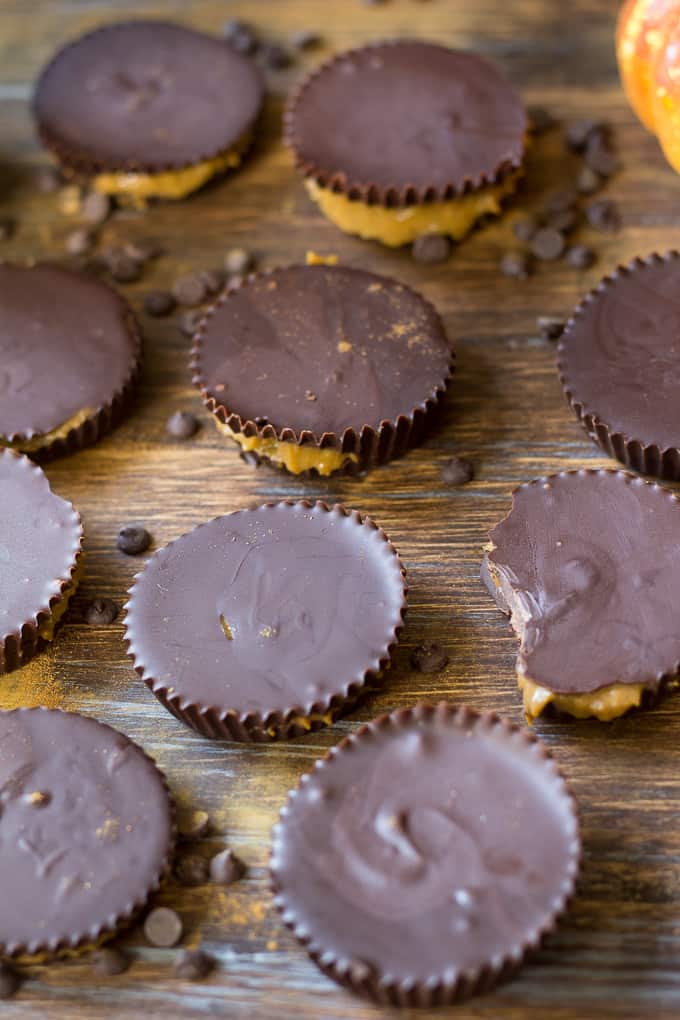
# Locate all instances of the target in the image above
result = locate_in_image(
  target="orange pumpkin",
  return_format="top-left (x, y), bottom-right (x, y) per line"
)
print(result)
top-left (617, 0), bottom-right (680, 171)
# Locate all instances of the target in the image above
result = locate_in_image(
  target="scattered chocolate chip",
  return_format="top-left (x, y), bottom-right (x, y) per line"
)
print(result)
top-left (172, 273), bottom-right (208, 306)
top-left (261, 43), bottom-right (292, 69)
top-left (124, 238), bottom-right (162, 262)
top-left (199, 268), bottom-right (226, 295)
top-left (440, 456), bottom-right (474, 486)
top-left (576, 165), bottom-right (602, 195)
top-left (117, 525), bottom-right (151, 556)
top-left (411, 233), bottom-right (452, 264)
top-left (290, 29), bottom-right (322, 50)
top-left (512, 216), bottom-right (537, 242)
top-left (144, 907), bottom-right (183, 948)
top-left (179, 309), bottom-right (204, 337)
top-left (166, 411), bottom-right (200, 439)
top-left (174, 948), bottom-right (215, 981)
top-left (144, 290), bottom-right (176, 317)
top-left (34, 166), bottom-right (62, 193)
top-left (0, 963), bottom-right (20, 1000)
top-left (83, 598), bottom-right (119, 625)
top-left (411, 642), bottom-right (450, 673)
top-left (178, 809), bottom-right (210, 840)
top-left (527, 105), bottom-right (555, 134)
top-left (108, 253), bottom-right (142, 283)
top-left (544, 189), bottom-right (578, 215)
top-left (567, 244), bottom-right (597, 269)
top-left (500, 250), bottom-right (532, 279)
top-left (224, 247), bottom-right (253, 275)
top-left (586, 198), bottom-right (621, 232)
top-left (80, 191), bottom-right (111, 226)
top-left (584, 137), bottom-right (618, 178)
top-left (546, 207), bottom-right (579, 234)
top-left (175, 854), bottom-right (210, 887)
top-left (537, 316), bottom-right (565, 341)
top-left (224, 19), bottom-right (258, 54)
top-left (209, 848), bottom-right (246, 885)
top-left (565, 118), bottom-right (602, 152)
top-left (65, 227), bottom-right (95, 255)
top-left (92, 946), bottom-right (130, 976)
top-left (530, 227), bottom-right (565, 261)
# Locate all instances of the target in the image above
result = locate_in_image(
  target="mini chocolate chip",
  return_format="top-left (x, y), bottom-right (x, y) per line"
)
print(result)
top-left (224, 20), bottom-right (258, 54)
top-left (199, 268), bottom-right (226, 295)
top-left (179, 309), bottom-right (204, 337)
top-left (0, 216), bottom-right (15, 241)
top-left (412, 233), bottom-right (452, 264)
top-left (527, 105), bottom-right (555, 134)
top-left (584, 137), bottom-right (619, 178)
top-left (565, 118), bottom-right (602, 152)
top-left (530, 227), bottom-right (565, 261)
top-left (500, 251), bottom-right (532, 279)
top-left (586, 198), bottom-right (621, 232)
top-left (261, 43), bottom-right (292, 69)
top-left (175, 854), bottom-right (210, 887)
top-left (290, 29), bottom-right (323, 50)
top-left (144, 290), bottom-right (176, 317)
top-left (411, 642), bottom-right (450, 673)
top-left (144, 907), bottom-right (183, 948)
top-left (35, 166), bottom-right (62, 193)
top-left (440, 456), bottom-right (473, 486)
top-left (167, 411), bottom-right (200, 439)
top-left (124, 238), bottom-right (162, 262)
top-left (84, 598), bottom-right (119, 625)
top-left (544, 189), bottom-right (578, 214)
top-left (224, 247), bottom-right (253, 275)
top-left (209, 848), bottom-right (246, 885)
top-left (92, 946), bottom-right (130, 976)
top-left (537, 316), bottom-right (565, 341)
top-left (567, 244), bottom-right (597, 269)
top-left (108, 253), bottom-right (142, 283)
top-left (512, 216), bottom-right (537, 242)
top-left (80, 191), bottom-right (111, 226)
top-left (174, 948), bottom-right (215, 981)
top-left (178, 809), bottom-right (210, 840)
top-left (0, 963), bottom-right (20, 1000)
top-left (172, 273), bottom-right (207, 306)
top-left (576, 165), bottom-right (602, 195)
top-left (117, 525), bottom-right (151, 556)
top-left (546, 207), bottom-right (579, 234)
top-left (65, 227), bottom-right (95, 255)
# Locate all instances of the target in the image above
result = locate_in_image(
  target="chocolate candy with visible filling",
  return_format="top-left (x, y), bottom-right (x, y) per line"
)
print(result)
top-left (271, 702), bottom-right (580, 1007)
top-left (0, 708), bottom-right (174, 958)
top-left (124, 501), bottom-right (407, 741)
top-left (191, 265), bottom-right (453, 476)
top-left (558, 252), bottom-right (680, 479)
top-left (483, 469), bottom-right (680, 720)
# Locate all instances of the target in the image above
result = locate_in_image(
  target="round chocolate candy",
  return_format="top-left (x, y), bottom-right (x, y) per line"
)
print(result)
top-left (124, 501), bottom-right (407, 741)
top-left (483, 469), bottom-right (680, 721)
top-left (0, 450), bottom-right (82, 673)
top-left (0, 708), bottom-right (174, 958)
top-left (271, 702), bottom-right (580, 1007)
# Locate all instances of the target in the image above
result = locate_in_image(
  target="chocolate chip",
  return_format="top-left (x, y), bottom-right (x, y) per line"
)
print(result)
top-left (117, 525), bottom-right (151, 556)
top-left (0, 963), bottom-right (20, 1000)
top-left (35, 166), bottom-right (62, 193)
top-left (178, 809), bottom-right (210, 840)
top-left (108, 253), bottom-right (142, 283)
top-left (174, 948), bottom-right (214, 981)
top-left (440, 456), bottom-right (473, 485)
top-left (261, 43), bottom-right (292, 69)
top-left (144, 290), bottom-right (176, 317)
top-left (92, 946), bottom-right (130, 976)
top-left (565, 118), bottom-right (602, 152)
top-left (500, 251), bottom-right (532, 279)
top-left (65, 227), bottom-right (95, 255)
top-left (124, 238), bottom-right (162, 262)
top-left (411, 233), bottom-right (452, 264)
top-left (527, 105), bottom-right (555, 134)
top-left (546, 207), bottom-right (579, 234)
top-left (224, 20), bottom-right (258, 54)
top-left (544, 189), bottom-right (578, 214)
top-left (179, 309), bottom-right (204, 337)
top-left (224, 248), bottom-right (253, 275)
top-left (584, 137), bottom-right (619, 178)
top-left (530, 227), bottom-right (565, 261)
top-left (175, 854), bottom-right (210, 887)
top-left (290, 29), bottom-right (323, 50)
top-left (199, 268), bottom-right (226, 295)
top-left (83, 598), bottom-right (119, 625)
top-left (167, 411), bottom-right (200, 439)
top-left (576, 165), bottom-right (602, 195)
top-left (512, 216), bottom-right (537, 242)
top-left (80, 191), bottom-right (111, 226)
top-left (411, 642), bottom-right (450, 673)
top-left (172, 273), bottom-right (207, 307)
top-left (586, 198), bottom-right (621, 232)
top-left (209, 848), bottom-right (246, 885)
top-left (144, 907), bottom-right (183, 948)
top-left (537, 316), bottom-right (565, 341)
top-left (567, 244), bottom-right (596, 269)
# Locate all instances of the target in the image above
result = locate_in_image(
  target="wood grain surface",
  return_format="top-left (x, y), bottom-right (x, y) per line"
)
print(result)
top-left (1, 0), bottom-right (679, 1017)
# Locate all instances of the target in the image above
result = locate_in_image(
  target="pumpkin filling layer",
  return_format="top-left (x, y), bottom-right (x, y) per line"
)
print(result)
top-left (38, 555), bottom-right (84, 642)
top-left (216, 421), bottom-right (358, 476)
top-left (1, 407), bottom-right (94, 454)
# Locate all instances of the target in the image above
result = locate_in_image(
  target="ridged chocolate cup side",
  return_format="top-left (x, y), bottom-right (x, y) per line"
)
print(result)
top-left (284, 41), bottom-right (527, 208)
top-left (0, 707), bottom-right (176, 960)
top-left (0, 451), bottom-right (83, 674)
top-left (124, 501), bottom-right (407, 742)
top-left (558, 252), bottom-right (680, 481)
top-left (270, 702), bottom-right (581, 1007)
top-left (190, 268), bottom-right (454, 477)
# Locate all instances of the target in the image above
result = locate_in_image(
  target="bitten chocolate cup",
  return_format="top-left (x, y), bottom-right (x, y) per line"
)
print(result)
top-left (558, 252), bottom-right (680, 480)
top-left (190, 265), bottom-right (453, 477)
top-left (284, 41), bottom-right (527, 247)
top-left (1, 450), bottom-right (83, 673)
top-left (0, 263), bottom-right (141, 459)
top-left (124, 501), bottom-right (407, 742)
top-left (482, 469), bottom-right (680, 721)
top-left (0, 708), bottom-right (175, 959)
top-left (33, 20), bottom-right (264, 203)
top-left (271, 702), bottom-right (580, 1007)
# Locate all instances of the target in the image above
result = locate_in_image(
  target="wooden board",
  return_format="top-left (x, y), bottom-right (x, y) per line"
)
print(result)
top-left (1, 0), bottom-right (679, 1016)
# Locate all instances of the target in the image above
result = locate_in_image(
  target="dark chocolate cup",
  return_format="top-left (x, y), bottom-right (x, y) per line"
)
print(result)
top-left (124, 501), bottom-right (408, 741)
top-left (558, 252), bottom-right (680, 481)
top-left (190, 269), bottom-right (454, 477)
top-left (271, 702), bottom-right (581, 1007)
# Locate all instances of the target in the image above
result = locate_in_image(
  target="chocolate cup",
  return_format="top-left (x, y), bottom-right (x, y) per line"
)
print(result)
top-left (0, 708), bottom-right (176, 960)
top-left (270, 702), bottom-right (581, 1007)
top-left (558, 252), bottom-right (680, 481)
top-left (284, 40), bottom-right (527, 207)
top-left (124, 501), bottom-right (408, 742)
top-left (190, 268), bottom-right (454, 477)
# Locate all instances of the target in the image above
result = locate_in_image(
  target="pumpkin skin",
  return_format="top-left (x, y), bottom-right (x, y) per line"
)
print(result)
top-left (617, 0), bottom-right (678, 130)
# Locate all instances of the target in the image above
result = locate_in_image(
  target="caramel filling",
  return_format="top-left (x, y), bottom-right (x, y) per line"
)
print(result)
top-left (216, 421), bottom-right (358, 476)
top-left (305, 173), bottom-right (520, 247)
top-left (38, 554), bottom-right (84, 642)
top-left (1, 407), bottom-right (95, 454)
